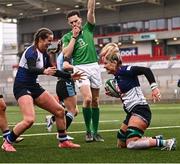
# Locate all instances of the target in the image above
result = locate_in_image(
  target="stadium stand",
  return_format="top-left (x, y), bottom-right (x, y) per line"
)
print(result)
top-left (1, 59), bottom-right (180, 104)
top-left (1, 0), bottom-right (180, 104)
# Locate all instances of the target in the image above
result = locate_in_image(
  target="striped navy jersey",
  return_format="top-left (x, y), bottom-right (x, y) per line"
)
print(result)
top-left (114, 65), bottom-right (148, 113)
top-left (15, 45), bottom-right (51, 83)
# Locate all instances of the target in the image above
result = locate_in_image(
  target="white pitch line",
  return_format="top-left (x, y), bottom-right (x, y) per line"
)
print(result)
top-left (8, 120), bottom-right (120, 126)
top-left (0, 125), bottom-right (180, 138)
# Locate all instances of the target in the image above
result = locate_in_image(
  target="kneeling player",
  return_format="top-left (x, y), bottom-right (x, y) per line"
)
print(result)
top-left (101, 43), bottom-right (176, 151)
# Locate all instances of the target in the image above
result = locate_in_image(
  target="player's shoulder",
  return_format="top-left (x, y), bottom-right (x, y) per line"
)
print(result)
top-left (83, 21), bottom-right (95, 31)
top-left (121, 65), bottom-right (132, 71)
top-left (25, 45), bottom-right (36, 54)
top-left (24, 45), bottom-right (37, 58)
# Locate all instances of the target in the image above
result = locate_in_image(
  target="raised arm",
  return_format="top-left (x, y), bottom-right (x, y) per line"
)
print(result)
top-left (87, 0), bottom-right (96, 24)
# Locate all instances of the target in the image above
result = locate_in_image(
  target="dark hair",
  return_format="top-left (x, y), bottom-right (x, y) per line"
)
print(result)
top-left (34, 28), bottom-right (53, 46)
top-left (66, 10), bottom-right (81, 19)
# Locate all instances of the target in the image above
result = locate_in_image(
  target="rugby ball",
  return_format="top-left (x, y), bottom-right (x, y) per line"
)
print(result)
top-left (105, 79), bottom-right (120, 98)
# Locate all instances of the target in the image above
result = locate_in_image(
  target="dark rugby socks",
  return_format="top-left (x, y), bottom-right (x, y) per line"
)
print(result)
top-left (6, 130), bottom-right (18, 143)
top-left (92, 108), bottom-right (100, 134)
top-left (66, 112), bottom-right (74, 129)
top-left (82, 107), bottom-right (92, 133)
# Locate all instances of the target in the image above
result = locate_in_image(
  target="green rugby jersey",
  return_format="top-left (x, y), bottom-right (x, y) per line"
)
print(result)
top-left (62, 22), bottom-right (98, 65)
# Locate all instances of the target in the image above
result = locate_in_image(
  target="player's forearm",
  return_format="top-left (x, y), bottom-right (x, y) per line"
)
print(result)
top-left (63, 38), bottom-right (76, 57)
top-left (54, 70), bottom-right (71, 78)
top-left (87, 0), bottom-right (95, 24)
top-left (63, 61), bottom-right (74, 71)
top-left (27, 58), bottom-right (44, 75)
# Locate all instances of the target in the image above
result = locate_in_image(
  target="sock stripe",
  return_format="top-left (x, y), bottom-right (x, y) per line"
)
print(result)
top-left (2, 130), bottom-right (10, 138)
top-left (66, 112), bottom-right (74, 120)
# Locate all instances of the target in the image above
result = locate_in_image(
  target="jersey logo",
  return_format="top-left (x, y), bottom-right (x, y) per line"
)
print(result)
top-left (127, 66), bottom-right (132, 71)
top-left (78, 38), bottom-right (86, 47)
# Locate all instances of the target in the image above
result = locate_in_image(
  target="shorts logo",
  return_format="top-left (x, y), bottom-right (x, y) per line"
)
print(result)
top-left (27, 90), bottom-right (31, 94)
top-left (65, 81), bottom-right (72, 85)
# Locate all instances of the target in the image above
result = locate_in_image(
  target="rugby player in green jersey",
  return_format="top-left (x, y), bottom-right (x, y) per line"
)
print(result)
top-left (62, 0), bottom-right (104, 142)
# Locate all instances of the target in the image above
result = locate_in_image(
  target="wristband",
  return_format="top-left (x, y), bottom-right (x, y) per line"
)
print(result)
top-left (150, 82), bottom-right (158, 90)
top-left (72, 36), bottom-right (77, 39)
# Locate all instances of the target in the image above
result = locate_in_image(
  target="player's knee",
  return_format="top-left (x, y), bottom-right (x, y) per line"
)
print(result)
top-left (67, 105), bottom-right (79, 116)
top-left (92, 97), bottom-right (99, 107)
top-left (125, 126), bottom-right (144, 149)
top-left (83, 97), bottom-right (92, 106)
top-left (117, 129), bottom-right (126, 142)
top-left (0, 102), bottom-right (6, 111)
top-left (54, 108), bottom-right (65, 118)
top-left (23, 117), bottom-right (35, 128)
top-left (126, 126), bottom-right (144, 140)
top-left (74, 108), bottom-right (79, 116)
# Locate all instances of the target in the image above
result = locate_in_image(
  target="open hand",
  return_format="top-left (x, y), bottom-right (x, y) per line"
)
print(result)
top-left (71, 71), bottom-right (86, 81)
top-left (152, 87), bottom-right (161, 103)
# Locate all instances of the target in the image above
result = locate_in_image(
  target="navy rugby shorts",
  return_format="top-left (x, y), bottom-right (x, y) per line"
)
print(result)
top-left (13, 82), bottom-right (45, 100)
top-left (123, 104), bottom-right (152, 126)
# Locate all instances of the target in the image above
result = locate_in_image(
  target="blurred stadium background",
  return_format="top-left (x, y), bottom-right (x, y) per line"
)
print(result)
top-left (0, 0), bottom-right (180, 104)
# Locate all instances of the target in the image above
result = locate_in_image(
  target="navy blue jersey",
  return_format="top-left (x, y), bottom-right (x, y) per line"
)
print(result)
top-left (15, 45), bottom-right (51, 84)
top-left (114, 65), bottom-right (148, 112)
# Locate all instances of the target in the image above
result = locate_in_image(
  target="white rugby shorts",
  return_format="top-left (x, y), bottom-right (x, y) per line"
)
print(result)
top-left (74, 62), bottom-right (102, 89)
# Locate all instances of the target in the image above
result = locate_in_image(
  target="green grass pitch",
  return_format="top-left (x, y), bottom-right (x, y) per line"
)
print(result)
top-left (0, 103), bottom-right (180, 163)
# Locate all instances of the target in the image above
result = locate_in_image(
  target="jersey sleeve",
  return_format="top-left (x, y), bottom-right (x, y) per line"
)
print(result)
top-left (44, 53), bottom-right (52, 68)
top-left (25, 47), bottom-right (37, 60)
top-left (54, 70), bottom-right (71, 79)
top-left (84, 22), bottom-right (95, 32)
top-left (131, 66), bottom-right (156, 84)
top-left (25, 49), bottom-right (44, 75)
top-left (56, 53), bottom-right (64, 71)
top-left (116, 65), bottom-right (156, 85)
top-left (27, 58), bottom-right (44, 75)
top-left (62, 34), bottom-right (71, 48)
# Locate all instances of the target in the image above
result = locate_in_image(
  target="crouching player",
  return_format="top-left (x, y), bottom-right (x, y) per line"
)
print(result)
top-left (1, 28), bottom-right (83, 152)
top-left (101, 43), bottom-right (176, 151)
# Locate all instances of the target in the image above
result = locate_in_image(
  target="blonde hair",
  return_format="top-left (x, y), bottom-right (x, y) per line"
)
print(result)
top-left (100, 43), bottom-right (122, 65)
